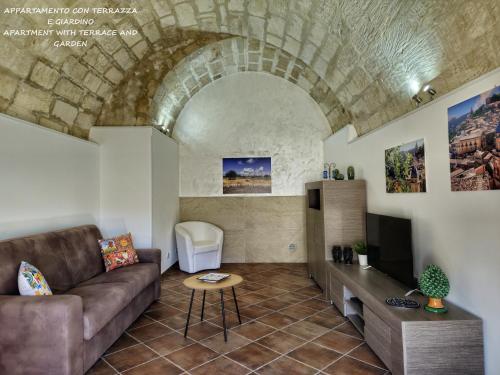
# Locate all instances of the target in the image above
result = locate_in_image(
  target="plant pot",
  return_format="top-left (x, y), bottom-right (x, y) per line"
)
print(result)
top-left (358, 254), bottom-right (368, 266)
top-left (424, 297), bottom-right (448, 313)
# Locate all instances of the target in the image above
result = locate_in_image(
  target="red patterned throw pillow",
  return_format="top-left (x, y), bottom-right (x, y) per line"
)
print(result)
top-left (98, 233), bottom-right (139, 272)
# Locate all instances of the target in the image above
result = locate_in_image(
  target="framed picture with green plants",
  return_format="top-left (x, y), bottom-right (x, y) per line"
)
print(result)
top-left (385, 139), bottom-right (427, 193)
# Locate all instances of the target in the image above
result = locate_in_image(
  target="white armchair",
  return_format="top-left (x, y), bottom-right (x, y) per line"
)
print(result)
top-left (175, 221), bottom-right (224, 273)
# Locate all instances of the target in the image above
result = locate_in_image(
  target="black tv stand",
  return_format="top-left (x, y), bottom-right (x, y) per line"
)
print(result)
top-left (325, 261), bottom-right (484, 375)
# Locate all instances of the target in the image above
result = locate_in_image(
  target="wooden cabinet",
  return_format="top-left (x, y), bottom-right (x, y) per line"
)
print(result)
top-left (305, 180), bottom-right (366, 291)
top-left (364, 305), bottom-right (392, 367)
top-left (325, 261), bottom-right (484, 375)
top-left (328, 270), bottom-right (344, 313)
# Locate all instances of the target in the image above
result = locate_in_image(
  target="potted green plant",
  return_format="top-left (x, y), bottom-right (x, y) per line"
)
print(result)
top-left (352, 241), bottom-right (368, 266)
top-left (347, 166), bottom-right (355, 180)
top-left (419, 264), bottom-right (450, 313)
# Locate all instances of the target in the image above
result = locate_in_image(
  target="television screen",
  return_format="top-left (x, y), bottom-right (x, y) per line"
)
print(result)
top-left (366, 213), bottom-right (415, 288)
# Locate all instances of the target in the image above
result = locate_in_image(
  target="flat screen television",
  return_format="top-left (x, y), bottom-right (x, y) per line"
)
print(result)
top-left (366, 213), bottom-right (415, 288)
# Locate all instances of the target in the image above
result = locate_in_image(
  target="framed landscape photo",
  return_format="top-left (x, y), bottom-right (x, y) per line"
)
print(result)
top-left (222, 157), bottom-right (271, 194)
top-left (385, 139), bottom-right (427, 193)
top-left (448, 87), bottom-right (500, 191)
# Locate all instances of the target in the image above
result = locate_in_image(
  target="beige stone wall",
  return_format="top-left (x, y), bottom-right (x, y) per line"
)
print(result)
top-left (174, 72), bottom-right (331, 196)
top-left (180, 196), bottom-right (306, 263)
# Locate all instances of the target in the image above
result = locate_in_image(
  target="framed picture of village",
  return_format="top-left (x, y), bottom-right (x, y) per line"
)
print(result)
top-left (448, 86), bottom-right (500, 191)
top-left (385, 139), bottom-right (427, 193)
top-left (222, 157), bottom-right (272, 194)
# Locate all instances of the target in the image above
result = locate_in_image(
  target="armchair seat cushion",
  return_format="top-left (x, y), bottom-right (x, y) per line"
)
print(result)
top-left (68, 263), bottom-right (159, 339)
top-left (193, 240), bottom-right (219, 254)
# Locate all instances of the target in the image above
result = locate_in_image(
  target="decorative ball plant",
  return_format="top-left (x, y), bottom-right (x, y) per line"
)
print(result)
top-left (419, 264), bottom-right (450, 313)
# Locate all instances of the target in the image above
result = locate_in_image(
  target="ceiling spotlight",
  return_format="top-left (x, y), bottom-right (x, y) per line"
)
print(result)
top-left (409, 79), bottom-right (420, 94)
top-left (423, 84), bottom-right (437, 97)
top-left (412, 94), bottom-right (423, 106)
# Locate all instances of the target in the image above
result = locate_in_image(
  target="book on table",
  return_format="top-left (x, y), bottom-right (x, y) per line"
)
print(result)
top-left (198, 273), bottom-right (230, 283)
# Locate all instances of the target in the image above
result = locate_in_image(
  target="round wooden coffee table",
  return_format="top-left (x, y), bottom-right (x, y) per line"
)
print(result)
top-left (183, 273), bottom-right (243, 341)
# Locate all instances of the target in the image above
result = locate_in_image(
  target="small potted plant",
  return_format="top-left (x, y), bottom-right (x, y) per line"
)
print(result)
top-left (352, 241), bottom-right (368, 266)
top-left (347, 166), bottom-right (355, 180)
top-left (419, 264), bottom-right (450, 313)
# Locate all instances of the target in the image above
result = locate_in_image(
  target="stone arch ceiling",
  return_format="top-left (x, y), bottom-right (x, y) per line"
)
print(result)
top-left (149, 37), bottom-right (350, 134)
top-left (0, 0), bottom-right (498, 139)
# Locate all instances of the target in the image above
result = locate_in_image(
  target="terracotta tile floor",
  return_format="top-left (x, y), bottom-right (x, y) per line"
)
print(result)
top-left (87, 263), bottom-right (389, 375)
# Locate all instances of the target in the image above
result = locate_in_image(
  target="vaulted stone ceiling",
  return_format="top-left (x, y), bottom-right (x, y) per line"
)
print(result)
top-left (0, 0), bottom-right (499, 139)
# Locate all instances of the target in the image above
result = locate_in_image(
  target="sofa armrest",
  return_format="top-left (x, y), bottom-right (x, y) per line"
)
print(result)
top-left (136, 248), bottom-right (161, 270)
top-left (0, 295), bottom-right (83, 375)
top-left (136, 248), bottom-right (162, 299)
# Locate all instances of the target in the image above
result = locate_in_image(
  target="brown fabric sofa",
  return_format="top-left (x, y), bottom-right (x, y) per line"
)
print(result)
top-left (0, 225), bottom-right (161, 375)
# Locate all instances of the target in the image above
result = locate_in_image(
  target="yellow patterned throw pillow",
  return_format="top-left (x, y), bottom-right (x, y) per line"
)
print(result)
top-left (98, 233), bottom-right (139, 272)
top-left (18, 261), bottom-right (52, 296)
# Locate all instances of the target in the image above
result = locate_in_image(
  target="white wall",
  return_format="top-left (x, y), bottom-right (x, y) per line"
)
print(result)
top-left (152, 130), bottom-right (179, 271)
top-left (324, 68), bottom-right (500, 375)
top-left (90, 127), bottom-right (153, 248)
top-left (0, 118), bottom-right (178, 273)
top-left (174, 72), bottom-right (331, 196)
top-left (90, 127), bottom-right (179, 272)
top-left (0, 113), bottom-right (99, 239)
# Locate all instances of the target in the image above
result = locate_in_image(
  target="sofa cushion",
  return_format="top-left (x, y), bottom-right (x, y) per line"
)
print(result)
top-left (79, 263), bottom-right (158, 297)
top-left (69, 263), bottom-right (159, 339)
top-left (0, 232), bottom-right (74, 295)
top-left (98, 233), bottom-right (139, 272)
top-left (57, 225), bottom-right (104, 286)
top-left (66, 282), bottom-right (131, 340)
top-left (18, 261), bottom-right (52, 296)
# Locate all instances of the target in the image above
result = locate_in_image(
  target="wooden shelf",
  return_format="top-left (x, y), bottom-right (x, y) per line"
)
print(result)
top-left (346, 297), bottom-right (363, 319)
top-left (347, 314), bottom-right (365, 336)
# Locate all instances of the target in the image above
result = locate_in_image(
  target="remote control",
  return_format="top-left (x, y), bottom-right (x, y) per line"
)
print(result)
top-left (385, 297), bottom-right (420, 309)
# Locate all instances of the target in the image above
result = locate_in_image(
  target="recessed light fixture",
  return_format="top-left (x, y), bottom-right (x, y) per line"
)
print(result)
top-left (412, 94), bottom-right (423, 106)
top-left (422, 84), bottom-right (437, 100)
top-left (409, 79), bottom-right (420, 94)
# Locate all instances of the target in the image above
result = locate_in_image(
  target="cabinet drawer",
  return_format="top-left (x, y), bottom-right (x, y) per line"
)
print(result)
top-left (364, 306), bottom-right (391, 369)
top-left (331, 293), bottom-right (343, 314)
top-left (364, 306), bottom-right (391, 343)
top-left (365, 327), bottom-right (391, 368)
top-left (328, 275), bottom-right (344, 313)
top-left (329, 275), bottom-right (343, 300)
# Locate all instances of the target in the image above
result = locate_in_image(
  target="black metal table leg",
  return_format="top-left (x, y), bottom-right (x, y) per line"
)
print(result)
top-left (201, 290), bottom-right (206, 321)
top-left (232, 286), bottom-right (242, 325)
top-left (220, 289), bottom-right (227, 342)
top-left (184, 289), bottom-right (195, 338)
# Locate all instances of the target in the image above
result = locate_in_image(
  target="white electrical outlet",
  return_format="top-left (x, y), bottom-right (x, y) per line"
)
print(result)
top-left (288, 243), bottom-right (297, 252)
